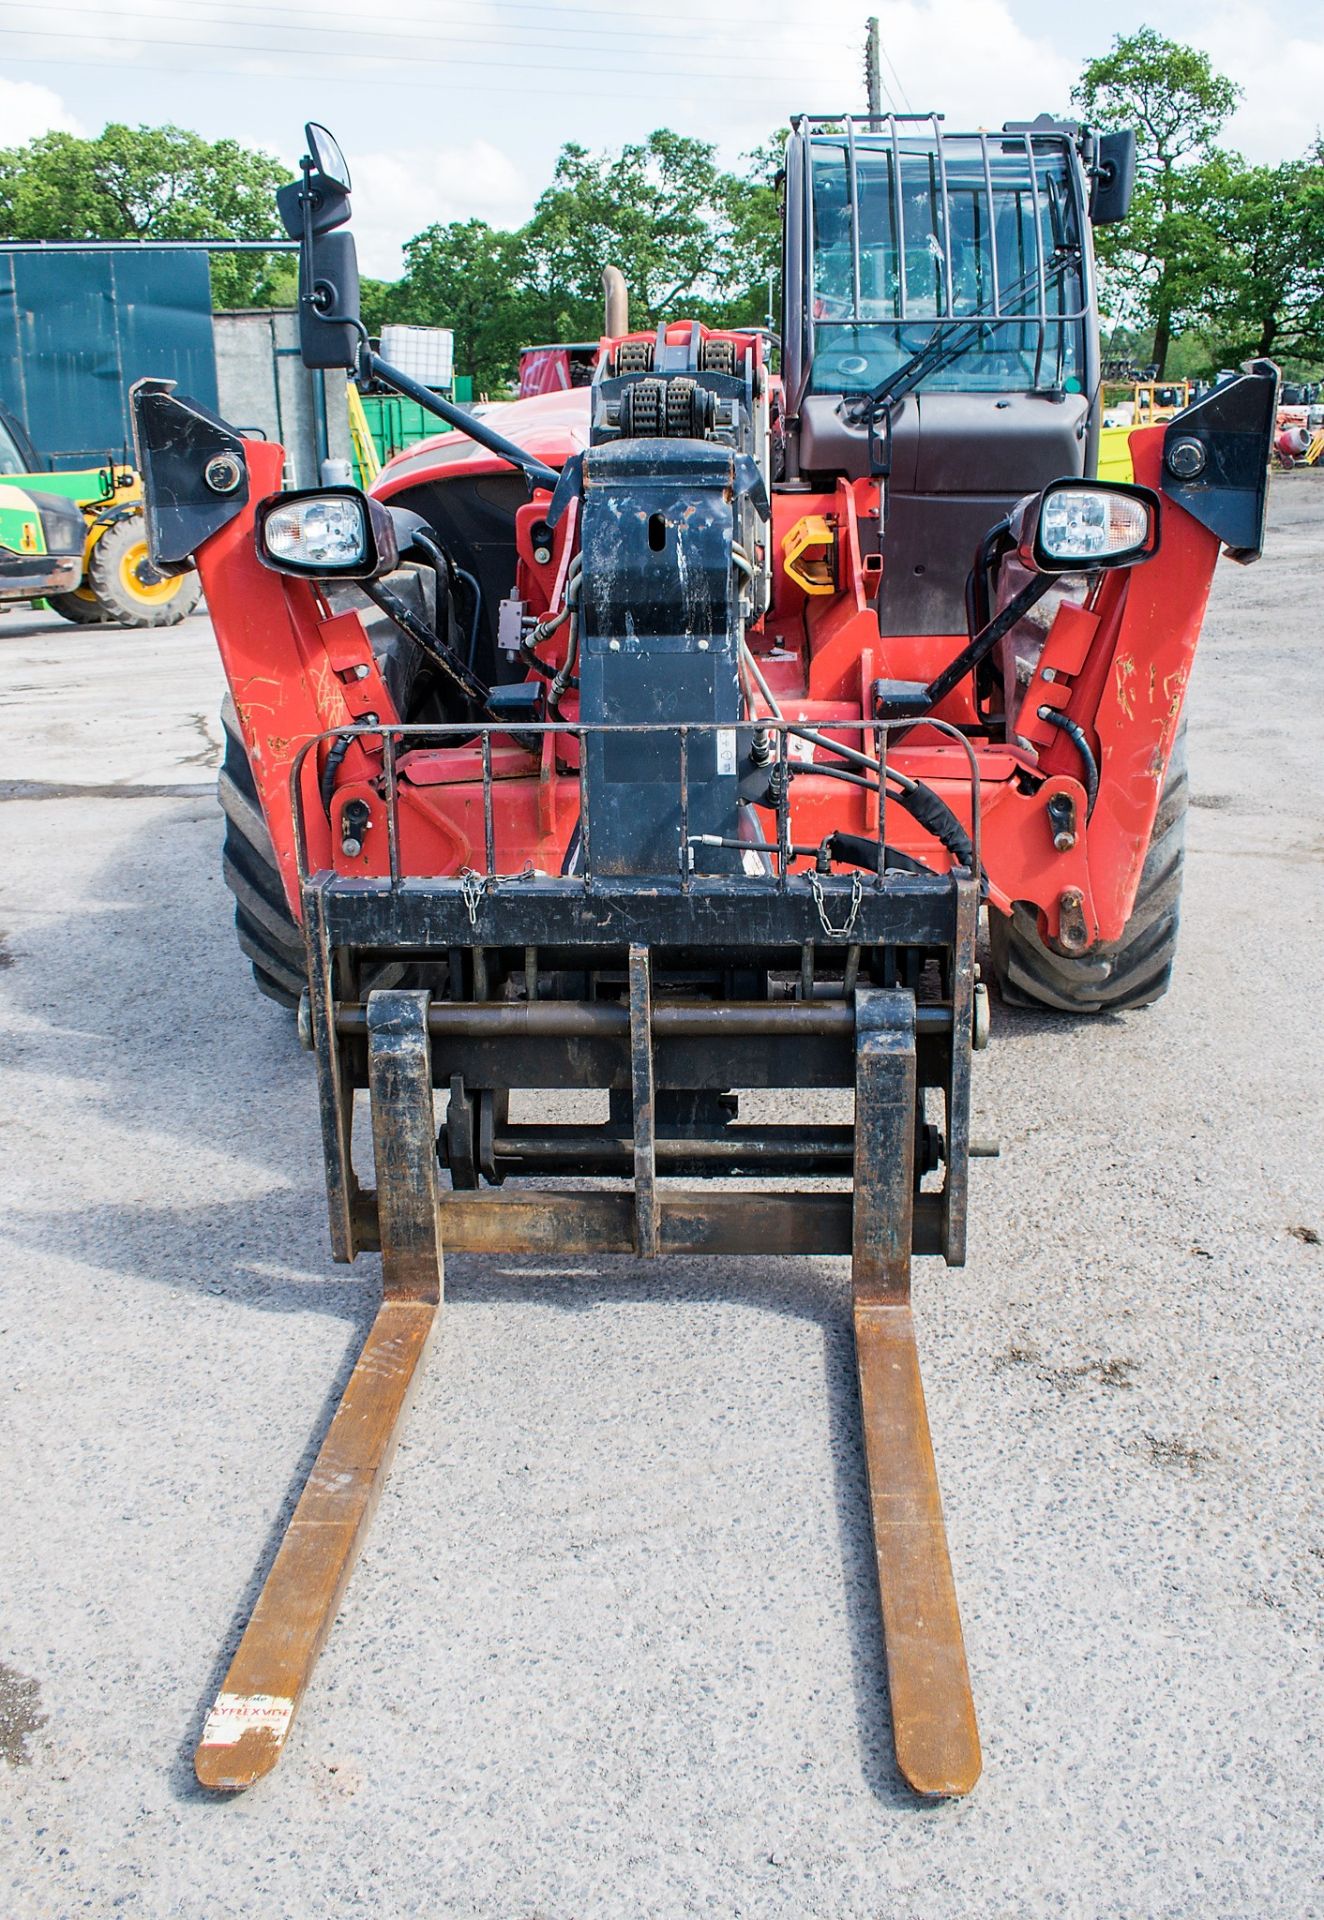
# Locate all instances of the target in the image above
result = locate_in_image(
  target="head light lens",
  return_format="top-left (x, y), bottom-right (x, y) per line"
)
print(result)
top-left (263, 494), bottom-right (368, 569)
top-left (1039, 487), bottom-right (1151, 563)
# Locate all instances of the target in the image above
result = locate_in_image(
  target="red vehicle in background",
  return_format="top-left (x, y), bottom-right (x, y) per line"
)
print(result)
top-left (517, 341), bottom-right (599, 397)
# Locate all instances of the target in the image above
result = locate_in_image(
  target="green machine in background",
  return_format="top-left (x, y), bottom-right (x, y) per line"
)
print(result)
top-left (0, 406), bottom-right (86, 611)
top-left (0, 405), bottom-right (200, 626)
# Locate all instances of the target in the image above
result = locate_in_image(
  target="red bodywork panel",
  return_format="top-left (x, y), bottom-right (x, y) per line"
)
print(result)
top-left (515, 345), bottom-right (599, 397)
top-left (517, 347), bottom-right (574, 396)
top-left (198, 366), bottom-right (1222, 952)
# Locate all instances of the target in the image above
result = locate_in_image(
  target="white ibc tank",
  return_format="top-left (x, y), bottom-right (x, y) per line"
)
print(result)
top-left (379, 325), bottom-right (454, 389)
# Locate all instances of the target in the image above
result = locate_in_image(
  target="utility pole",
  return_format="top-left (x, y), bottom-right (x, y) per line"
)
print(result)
top-left (865, 16), bottom-right (881, 117)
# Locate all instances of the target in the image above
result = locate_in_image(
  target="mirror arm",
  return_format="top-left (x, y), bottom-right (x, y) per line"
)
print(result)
top-left (364, 349), bottom-right (559, 494)
top-left (877, 572), bottom-right (1056, 721)
top-left (921, 573), bottom-right (1054, 712)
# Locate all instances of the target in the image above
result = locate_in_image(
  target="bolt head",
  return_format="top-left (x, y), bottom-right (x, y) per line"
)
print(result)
top-left (203, 452), bottom-right (243, 494)
top-left (1166, 435), bottom-right (1207, 480)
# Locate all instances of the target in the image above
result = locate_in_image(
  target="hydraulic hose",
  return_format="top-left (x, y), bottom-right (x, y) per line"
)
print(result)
top-left (785, 761), bottom-right (975, 869)
top-left (319, 733), bottom-right (352, 816)
top-left (405, 527), bottom-right (484, 671)
top-left (453, 566), bottom-right (483, 668)
top-left (1036, 706), bottom-right (1100, 819)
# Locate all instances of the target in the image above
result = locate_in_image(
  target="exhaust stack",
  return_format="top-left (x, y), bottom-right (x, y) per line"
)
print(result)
top-left (601, 265), bottom-right (628, 337)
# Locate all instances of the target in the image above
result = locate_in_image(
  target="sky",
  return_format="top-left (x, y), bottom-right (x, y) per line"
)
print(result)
top-left (2, 0), bottom-right (1322, 276)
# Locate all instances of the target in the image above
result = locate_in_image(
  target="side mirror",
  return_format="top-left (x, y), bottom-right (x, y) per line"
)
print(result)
top-left (275, 121), bottom-right (352, 240)
top-left (1010, 480), bottom-right (1159, 575)
top-left (276, 122), bottom-right (362, 372)
top-left (307, 123), bottom-right (350, 193)
top-left (298, 229), bottom-right (361, 370)
top-left (1089, 130), bottom-right (1137, 225)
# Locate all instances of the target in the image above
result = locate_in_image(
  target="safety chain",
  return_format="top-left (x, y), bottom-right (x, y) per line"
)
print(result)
top-left (808, 870), bottom-right (863, 940)
top-left (458, 867), bottom-right (485, 928)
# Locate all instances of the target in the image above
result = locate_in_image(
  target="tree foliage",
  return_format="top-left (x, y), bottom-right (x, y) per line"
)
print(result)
top-left (390, 220), bottom-right (537, 392)
top-left (1073, 29), bottom-right (1240, 373)
top-left (0, 123), bottom-right (288, 307)
top-left (4, 80), bottom-right (1314, 390)
top-left (380, 129), bottom-right (783, 389)
top-left (1180, 153), bottom-right (1324, 366)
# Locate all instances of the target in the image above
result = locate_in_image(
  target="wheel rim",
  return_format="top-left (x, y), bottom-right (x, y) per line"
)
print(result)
top-left (117, 536), bottom-right (183, 606)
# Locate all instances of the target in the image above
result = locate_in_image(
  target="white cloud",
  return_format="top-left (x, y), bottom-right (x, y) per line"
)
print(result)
top-left (706, 0), bottom-right (1079, 157)
top-left (1203, 9), bottom-right (1324, 161)
top-left (0, 75), bottom-right (82, 145)
top-left (335, 0), bottom-right (1083, 274)
top-left (350, 140), bottom-right (531, 277)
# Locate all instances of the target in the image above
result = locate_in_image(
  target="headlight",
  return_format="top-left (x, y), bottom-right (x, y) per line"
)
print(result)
top-left (255, 486), bottom-right (397, 579)
top-left (266, 496), bottom-right (366, 566)
top-left (1013, 480), bottom-right (1160, 575)
top-left (1039, 489), bottom-right (1149, 560)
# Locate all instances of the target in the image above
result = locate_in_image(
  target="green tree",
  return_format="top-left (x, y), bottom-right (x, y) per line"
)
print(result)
top-left (391, 219), bottom-right (536, 392)
top-left (524, 131), bottom-right (732, 335)
top-left (0, 123), bottom-right (288, 307)
top-left (522, 128), bottom-right (783, 339)
top-left (1073, 29), bottom-right (1239, 373)
top-left (710, 134), bottom-right (784, 332)
top-left (387, 130), bottom-right (787, 389)
top-left (1180, 151), bottom-right (1324, 369)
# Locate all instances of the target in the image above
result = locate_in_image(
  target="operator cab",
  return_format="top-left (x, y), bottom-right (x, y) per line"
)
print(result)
top-left (782, 116), bottom-right (1102, 633)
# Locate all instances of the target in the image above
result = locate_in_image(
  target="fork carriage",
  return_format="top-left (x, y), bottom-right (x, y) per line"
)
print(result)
top-left (193, 716), bottom-right (984, 1797)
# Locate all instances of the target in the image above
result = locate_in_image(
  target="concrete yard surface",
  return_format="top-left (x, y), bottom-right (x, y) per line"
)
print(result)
top-left (1, 477), bottom-right (1321, 1918)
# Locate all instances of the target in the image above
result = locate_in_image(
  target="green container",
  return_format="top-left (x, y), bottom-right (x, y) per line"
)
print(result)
top-left (361, 381), bottom-right (475, 466)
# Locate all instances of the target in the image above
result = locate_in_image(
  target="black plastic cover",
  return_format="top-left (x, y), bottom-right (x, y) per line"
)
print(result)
top-left (130, 379), bottom-right (249, 571)
top-left (297, 230), bottom-right (361, 371)
top-left (1161, 362), bottom-right (1278, 563)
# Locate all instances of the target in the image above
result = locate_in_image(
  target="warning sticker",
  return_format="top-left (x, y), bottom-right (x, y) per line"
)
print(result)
top-left (199, 1692), bottom-right (295, 1748)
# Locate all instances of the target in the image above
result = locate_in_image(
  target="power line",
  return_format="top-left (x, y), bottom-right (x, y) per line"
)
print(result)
top-left (0, 0), bottom-right (808, 41)
top-left (0, 0), bottom-right (802, 64)
top-left (0, 45), bottom-right (801, 103)
top-left (226, 0), bottom-right (781, 34)
top-left (0, 22), bottom-right (824, 86)
top-left (879, 36), bottom-right (912, 111)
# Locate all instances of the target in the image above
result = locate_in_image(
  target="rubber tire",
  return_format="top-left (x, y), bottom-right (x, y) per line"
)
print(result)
top-left (219, 696), bottom-right (306, 1007)
top-left (86, 516), bottom-right (202, 627)
top-left (216, 569), bottom-right (441, 1009)
top-left (47, 587), bottom-right (109, 626)
top-left (990, 724), bottom-right (1188, 1014)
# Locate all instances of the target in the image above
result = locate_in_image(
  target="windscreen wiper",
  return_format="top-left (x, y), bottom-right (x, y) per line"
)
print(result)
top-left (843, 245), bottom-right (1080, 426)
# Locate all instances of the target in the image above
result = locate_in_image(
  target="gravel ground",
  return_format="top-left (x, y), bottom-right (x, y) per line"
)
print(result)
top-left (1, 475), bottom-right (1321, 1919)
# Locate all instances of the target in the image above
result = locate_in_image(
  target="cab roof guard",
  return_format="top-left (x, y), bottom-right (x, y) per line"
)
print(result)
top-left (783, 113), bottom-right (1092, 414)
